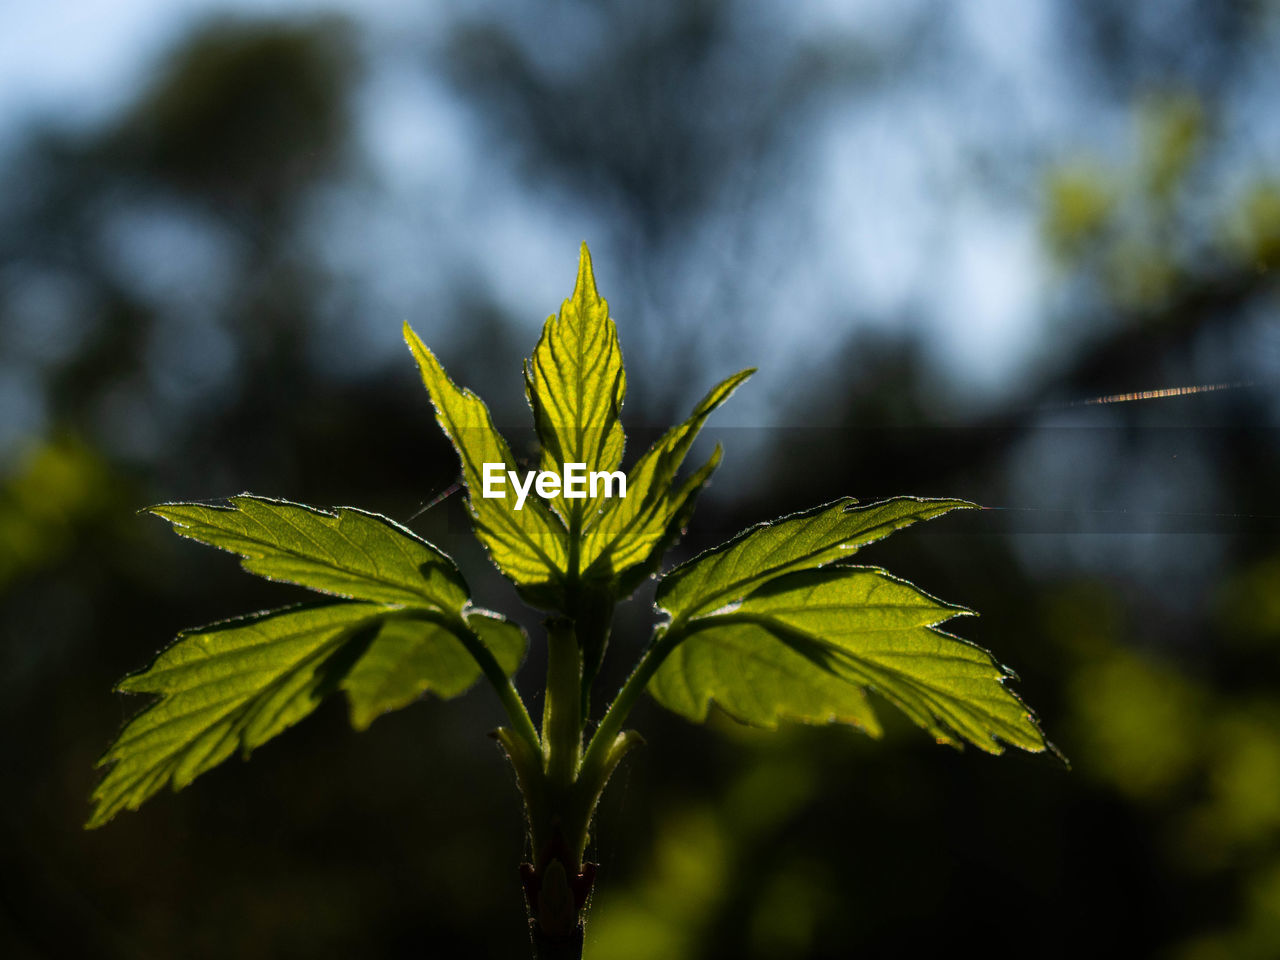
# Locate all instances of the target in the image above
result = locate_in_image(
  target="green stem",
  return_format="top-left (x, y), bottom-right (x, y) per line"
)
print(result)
top-left (544, 502), bottom-right (586, 787)
top-left (453, 616), bottom-right (541, 754)
top-left (542, 618), bottom-right (583, 788)
top-left (562, 728), bottom-right (644, 868)
top-left (577, 620), bottom-right (685, 804)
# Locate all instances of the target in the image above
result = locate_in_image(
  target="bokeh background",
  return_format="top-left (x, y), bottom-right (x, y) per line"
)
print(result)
top-left (3, 2), bottom-right (1280, 957)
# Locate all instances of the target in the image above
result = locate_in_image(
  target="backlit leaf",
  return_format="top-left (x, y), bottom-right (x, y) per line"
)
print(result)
top-left (405, 323), bottom-right (568, 599)
top-left (650, 567), bottom-right (1046, 753)
top-left (342, 609), bottom-right (528, 730)
top-left (90, 602), bottom-right (388, 827)
top-left (657, 497), bottom-right (975, 621)
top-left (148, 495), bottom-right (468, 610)
top-left (582, 368), bottom-right (753, 585)
top-left (524, 243), bottom-right (627, 528)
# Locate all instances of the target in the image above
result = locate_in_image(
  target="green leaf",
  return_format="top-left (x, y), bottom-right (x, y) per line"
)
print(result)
top-left (148, 496), bottom-right (469, 610)
top-left (524, 243), bottom-right (627, 528)
top-left (92, 601), bottom-right (528, 825)
top-left (404, 323), bottom-right (568, 599)
top-left (647, 497), bottom-right (1045, 753)
top-left (611, 442), bottom-right (722, 600)
top-left (89, 602), bottom-right (389, 828)
top-left (656, 497), bottom-right (975, 621)
top-left (650, 567), bottom-right (1046, 753)
top-left (582, 368), bottom-right (753, 586)
top-left (342, 609), bottom-right (528, 730)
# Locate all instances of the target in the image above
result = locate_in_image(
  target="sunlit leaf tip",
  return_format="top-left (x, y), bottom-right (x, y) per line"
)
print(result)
top-left (523, 242), bottom-right (628, 530)
top-left (573, 241), bottom-right (604, 312)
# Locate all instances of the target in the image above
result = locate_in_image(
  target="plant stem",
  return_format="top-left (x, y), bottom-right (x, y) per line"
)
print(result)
top-left (542, 617), bottom-right (582, 788)
top-left (578, 621), bottom-right (685, 785)
top-left (454, 616), bottom-right (541, 754)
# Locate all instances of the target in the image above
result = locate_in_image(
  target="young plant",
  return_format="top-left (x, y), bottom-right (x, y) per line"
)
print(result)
top-left (89, 245), bottom-right (1050, 958)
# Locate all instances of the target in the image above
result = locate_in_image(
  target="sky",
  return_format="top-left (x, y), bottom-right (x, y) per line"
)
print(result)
top-left (3, 0), bottom-right (1279, 446)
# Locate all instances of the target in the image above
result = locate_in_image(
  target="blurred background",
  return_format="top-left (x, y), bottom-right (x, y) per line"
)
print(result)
top-left (2, 1), bottom-right (1279, 957)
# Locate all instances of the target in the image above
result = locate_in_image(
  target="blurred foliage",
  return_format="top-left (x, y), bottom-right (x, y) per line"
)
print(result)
top-left (112, 18), bottom-right (354, 212)
top-left (0, 435), bottom-right (117, 589)
top-left (1044, 161), bottom-right (1115, 262)
top-left (1227, 181), bottom-right (1280, 269)
top-left (1, 2), bottom-right (1279, 958)
top-left (1044, 93), bottom-right (1210, 309)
